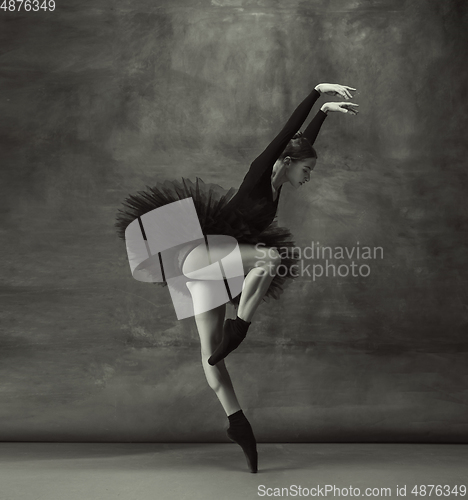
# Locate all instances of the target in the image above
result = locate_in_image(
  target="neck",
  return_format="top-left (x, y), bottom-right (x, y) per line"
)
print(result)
top-left (271, 161), bottom-right (288, 190)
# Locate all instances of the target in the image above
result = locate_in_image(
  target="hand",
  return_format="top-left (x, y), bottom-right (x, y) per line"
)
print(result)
top-left (315, 83), bottom-right (356, 100)
top-left (321, 102), bottom-right (359, 115)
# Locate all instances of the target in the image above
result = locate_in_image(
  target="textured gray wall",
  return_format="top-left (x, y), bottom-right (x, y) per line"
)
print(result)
top-left (1, 0), bottom-right (467, 442)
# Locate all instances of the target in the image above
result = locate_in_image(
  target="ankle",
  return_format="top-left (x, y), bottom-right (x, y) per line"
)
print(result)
top-left (235, 314), bottom-right (251, 325)
top-left (228, 409), bottom-right (246, 423)
top-left (227, 409), bottom-right (243, 420)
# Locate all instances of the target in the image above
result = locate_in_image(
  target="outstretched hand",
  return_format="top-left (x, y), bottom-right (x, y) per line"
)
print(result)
top-left (323, 102), bottom-right (359, 115)
top-left (315, 83), bottom-right (356, 100)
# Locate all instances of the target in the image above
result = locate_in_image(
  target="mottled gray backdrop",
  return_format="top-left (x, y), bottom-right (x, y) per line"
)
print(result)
top-left (1, 0), bottom-right (467, 441)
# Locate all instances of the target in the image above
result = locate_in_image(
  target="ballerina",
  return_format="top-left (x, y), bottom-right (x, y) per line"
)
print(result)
top-left (115, 82), bottom-right (358, 473)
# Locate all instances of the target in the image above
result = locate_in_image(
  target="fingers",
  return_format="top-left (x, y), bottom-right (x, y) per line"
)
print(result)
top-left (326, 101), bottom-right (360, 115)
top-left (338, 86), bottom-right (356, 100)
top-left (339, 102), bottom-right (359, 115)
top-left (340, 87), bottom-right (353, 99)
top-left (338, 102), bottom-right (359, 107)
top-left (326, 84), bottom-right (357, 100)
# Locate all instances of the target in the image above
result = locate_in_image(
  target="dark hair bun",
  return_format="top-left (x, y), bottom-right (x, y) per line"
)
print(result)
top-left (280, 130), bottom-right (318, 161)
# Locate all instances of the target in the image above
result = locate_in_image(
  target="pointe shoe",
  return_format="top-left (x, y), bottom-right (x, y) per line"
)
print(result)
top-left (227, 433), bottom-right (258, 473)
top-left (208, 317), bottom-right (249, 366)
top-left (227, 426), bottom-right (258, 473)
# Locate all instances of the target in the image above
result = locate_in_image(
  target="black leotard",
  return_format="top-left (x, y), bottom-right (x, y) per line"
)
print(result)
top-left (220, 89), bottom-right (327, 233)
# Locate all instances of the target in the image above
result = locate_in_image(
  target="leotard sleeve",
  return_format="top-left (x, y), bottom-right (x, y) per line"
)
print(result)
top-left (241, 88), bottom-right (327, 188)
top-left (303, 107), bottom-right (328, 148)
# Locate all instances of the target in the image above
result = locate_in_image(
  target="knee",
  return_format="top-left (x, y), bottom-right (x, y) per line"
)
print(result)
top-left (200, 346), bottom-right (212, 361)
top-left (201, 354), bottom-right (223, 392)
top-left (182, 243), bottom-right (207, 277)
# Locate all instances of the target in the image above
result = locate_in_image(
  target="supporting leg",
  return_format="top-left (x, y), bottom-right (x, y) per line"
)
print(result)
top-left (186, 280), bottom-right (259, 473)
top-left (187, 281), bottom-right (240, 416)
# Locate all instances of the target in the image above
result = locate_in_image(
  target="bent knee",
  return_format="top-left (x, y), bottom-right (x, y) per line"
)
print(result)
top-left (201, 356), bottom-right (224, 391)
top-left (182, 243), bottom-right (208, 276)
top-left (201, 347), bottom-right (214, 360)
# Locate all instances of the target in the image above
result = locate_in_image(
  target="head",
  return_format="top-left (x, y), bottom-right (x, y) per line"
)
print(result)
top-left (280, 132), bottom-right (317, 189)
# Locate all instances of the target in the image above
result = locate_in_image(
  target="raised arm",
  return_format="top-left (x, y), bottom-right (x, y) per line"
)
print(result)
top-left (304, 83), bottom-right (358, 144)
top-left (244, 88), bottom-right (323, 185)
top-left (303, 107), bottom-right (328, 146)
top-left (255, 88), bottom-right (321, 164)
top-left (241, 83), bottom-right (358, 188)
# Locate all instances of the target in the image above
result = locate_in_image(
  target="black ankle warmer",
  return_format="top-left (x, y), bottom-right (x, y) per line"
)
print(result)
top-left (208, 316), bottom-right (251, 366)
top-left (228, 409), bottom-right (247, 425)
top-left (233, 315), bottom-right (251, 332)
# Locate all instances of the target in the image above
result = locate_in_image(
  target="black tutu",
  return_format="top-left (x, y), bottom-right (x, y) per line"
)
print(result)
top-left (115, 177), bottom-right (301, 308)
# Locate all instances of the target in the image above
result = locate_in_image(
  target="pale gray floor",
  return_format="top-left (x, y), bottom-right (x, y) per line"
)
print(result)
top-left (1, 443), bottom-right (467, 500)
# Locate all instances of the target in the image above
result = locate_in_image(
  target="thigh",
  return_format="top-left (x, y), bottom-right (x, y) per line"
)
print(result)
top-left (187, 282), bottom-right (226, 353)
top-left (237, 243), bottom-right (281, 274)
top-left (182, 241), bottom-right (280, 278)
top-left (182, 241), bottom-right (232, 277)
top-left (186, 279), bottom-right (230, 317)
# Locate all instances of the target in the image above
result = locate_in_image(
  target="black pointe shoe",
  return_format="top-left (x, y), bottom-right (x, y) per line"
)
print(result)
top-left (226, 410), bottom-right (258, 473)
top-left (208, 316), bottom-right (250, 366)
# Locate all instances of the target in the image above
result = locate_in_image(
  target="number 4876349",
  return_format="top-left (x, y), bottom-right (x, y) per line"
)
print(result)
top-left (1, 0), bottom-right (55, 11)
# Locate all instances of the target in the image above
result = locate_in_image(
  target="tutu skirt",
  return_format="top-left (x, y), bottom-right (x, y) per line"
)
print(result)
top-left (115, 177), bottom-right (301, 308)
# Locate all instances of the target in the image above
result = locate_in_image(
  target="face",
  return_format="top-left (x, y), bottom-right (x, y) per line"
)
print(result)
top-left (285, 157), bottom-right (316, 189)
